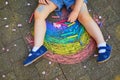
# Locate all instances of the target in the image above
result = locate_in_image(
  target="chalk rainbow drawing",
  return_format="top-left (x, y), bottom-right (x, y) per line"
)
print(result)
top-left (31, 8), bottom-right (96, 64)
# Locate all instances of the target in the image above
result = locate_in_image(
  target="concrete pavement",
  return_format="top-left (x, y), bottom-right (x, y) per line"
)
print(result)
top-left (0, 0), bottom-right (120, 80)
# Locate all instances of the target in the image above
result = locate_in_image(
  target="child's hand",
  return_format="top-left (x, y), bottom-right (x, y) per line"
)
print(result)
top-left (38, 0), bottom-right (50, 4)
top-left (68, 10), bottom-right (79, 22)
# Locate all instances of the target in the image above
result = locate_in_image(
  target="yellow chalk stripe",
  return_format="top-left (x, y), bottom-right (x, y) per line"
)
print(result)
top-left (68, 22), bottom-right (75, 27)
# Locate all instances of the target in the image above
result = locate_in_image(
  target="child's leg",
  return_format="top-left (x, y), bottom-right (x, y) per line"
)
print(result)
top-left (71, 3), bottom-right (112, 63)
top-left (34, 2), bottom-right (57, 48)
top-left (77, 3), bottom-right (105, 45)
top-left (23, 2), bottom-right (57, 66)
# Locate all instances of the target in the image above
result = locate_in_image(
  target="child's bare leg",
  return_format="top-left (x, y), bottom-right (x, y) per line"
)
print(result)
top-left (23, 2), bottom-right (57, 66)
top-left (78, 3), bottom-right (105, 45)
top-left (34, 2), bottom-right (57, 48)
top-left (77, 3), bottom-right (105, 45)
top-left (71, 3), bottom-right (112, 63)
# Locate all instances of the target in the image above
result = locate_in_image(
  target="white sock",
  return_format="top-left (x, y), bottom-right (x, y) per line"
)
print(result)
top-left (97, 42), bottom-right (106, 53)
top-left (32, 46), bottom-right (40, 52)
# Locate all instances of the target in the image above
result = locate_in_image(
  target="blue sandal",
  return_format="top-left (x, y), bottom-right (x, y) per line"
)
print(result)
top-left (23, 45), bottom-right (48, 66)
top-left (97, 44), bottom-right (112, 63)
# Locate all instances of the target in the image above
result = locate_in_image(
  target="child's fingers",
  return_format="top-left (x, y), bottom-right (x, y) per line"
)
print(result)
top-left (68, 17), bottom-right (74, 23)
top-left (39, 0), bottom-right (47, 4)
top-left (39, 0), bottom-right (43, 4)
top-left (70, 20), bottom-right (74, 23)
top-left (45, 0), bottom-right (50, 4)
top-left (67, 17), bottom-right (70, 22)
top-left (68, 14), bottom-right (74, 22)
top-left (68, 15), bottom-right (72, 22)
top-left (67, 17), bottom-right (71, 22)
top-left (42, 0), bottom-right (47, 4)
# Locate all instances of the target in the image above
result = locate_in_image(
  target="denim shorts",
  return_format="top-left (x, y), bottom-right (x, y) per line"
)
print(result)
top-left (51, 0), bottom-right (88, 11)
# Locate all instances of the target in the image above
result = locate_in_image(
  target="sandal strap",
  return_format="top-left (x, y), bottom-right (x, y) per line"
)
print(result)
top-left (98, 46), bottom-right (111, 51)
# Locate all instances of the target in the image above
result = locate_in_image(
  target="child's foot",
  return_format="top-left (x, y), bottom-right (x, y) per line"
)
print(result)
top-left (97, 44), bottom-right (112, 63)
top-left (23, 45), bottom-right (47, 66)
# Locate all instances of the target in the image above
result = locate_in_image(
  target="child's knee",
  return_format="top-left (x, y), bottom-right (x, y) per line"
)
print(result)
top-left (79, 13), bottom-right (91, 23)
top-left (35, 5), bottom-right (45, 13)
top-left (78, 3), bottom-right (91, 22)
top-left (34, 5), bottom-right (48, 19)
top-left (34, 11), bottom-right (45, 19)
top-left (79, 3), bottom-right (87, 13)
